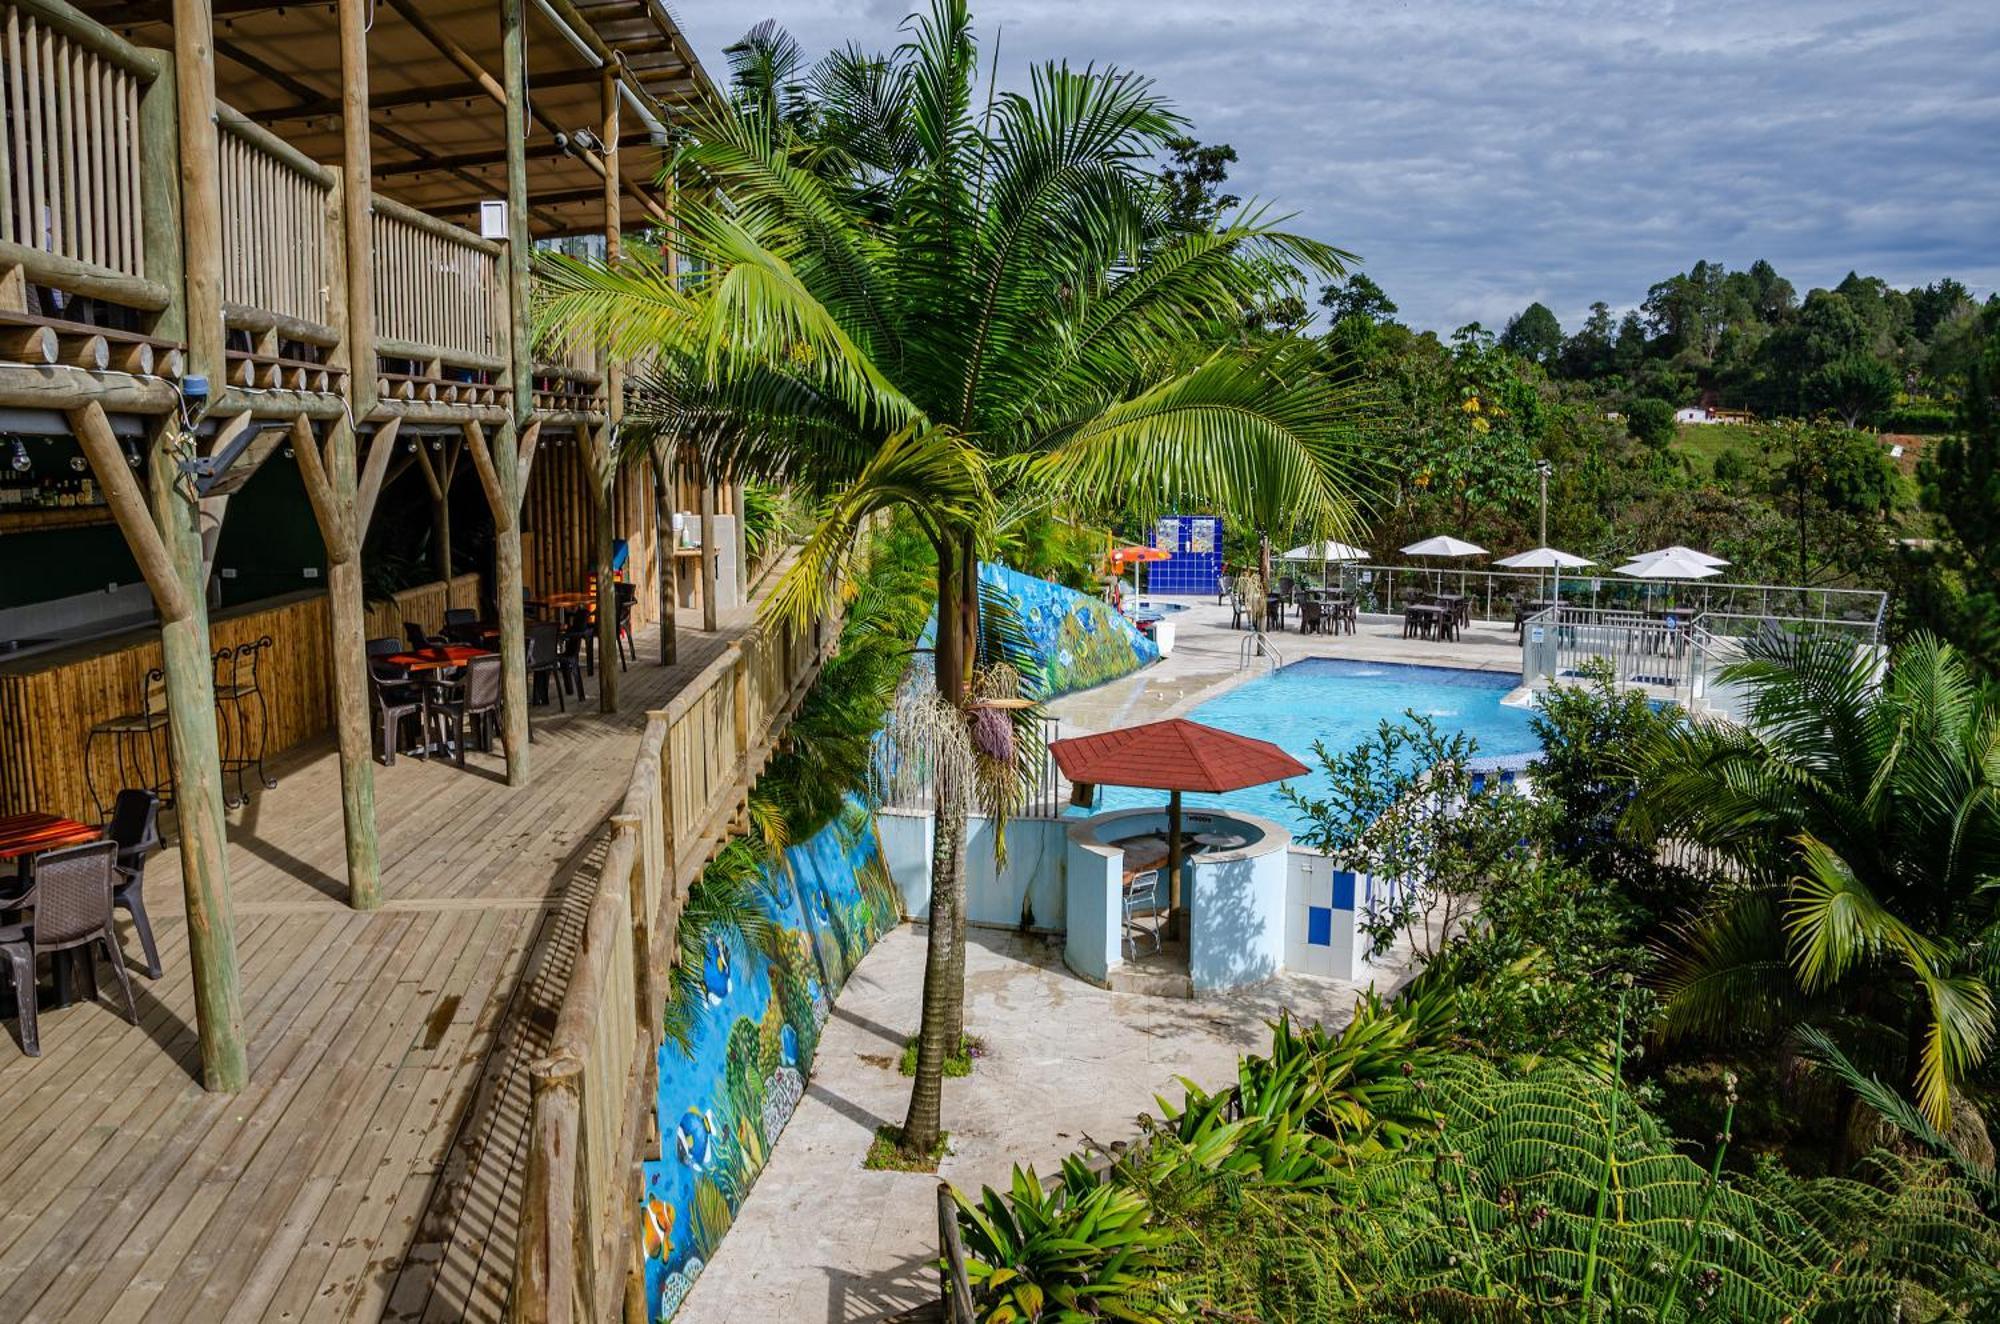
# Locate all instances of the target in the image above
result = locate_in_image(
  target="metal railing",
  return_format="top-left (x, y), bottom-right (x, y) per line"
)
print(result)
top-left (1330, 563), bottom-right (1886, 634)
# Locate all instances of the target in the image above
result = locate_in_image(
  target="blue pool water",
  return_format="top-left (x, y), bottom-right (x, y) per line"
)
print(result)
top-left (1094, 659), bottom-right (1541, 834)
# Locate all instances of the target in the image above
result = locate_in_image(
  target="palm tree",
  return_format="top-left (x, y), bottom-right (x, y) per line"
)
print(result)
top-left (537, 0), bottom-right (1378, 1154)
top-left (1629, 629), bottom-right (2000, 1134)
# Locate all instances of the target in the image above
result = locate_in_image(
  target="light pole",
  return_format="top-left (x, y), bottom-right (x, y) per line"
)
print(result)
top-left (1536, 459), bottom-right (1552, 546)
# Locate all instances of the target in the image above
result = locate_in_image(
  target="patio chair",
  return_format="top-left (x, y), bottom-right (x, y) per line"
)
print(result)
top-left (440, 607), bottom-right (484, 646)
top-left (403, 621), bottom-right (442, 652)
top-left (1298, 600), bottom-right (1324, 635)
top-left (428, 654), bottom-right (504, 768)
top-left (106, 788), bottom-right (164, 978)
top-left (557, 614), bottom-right (590, 703)
top-left (614, 582), bottom-right (638, 667)
top-left (1121, 869), bottom-right (1165, 960)
top-left (525, 619), bottom-right (564, 709)
top-left (1, 840), bottom-right (136, 1057)
top-left (367, 637), bottom-right (427, 765)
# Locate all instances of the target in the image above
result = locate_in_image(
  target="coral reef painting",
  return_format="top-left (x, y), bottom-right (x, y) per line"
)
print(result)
top-left (641, 807), bottom-right (902, 1320)
top-left (978, 561), bottom-right (1159, 699)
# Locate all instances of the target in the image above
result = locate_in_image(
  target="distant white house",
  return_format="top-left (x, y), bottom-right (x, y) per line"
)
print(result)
top-left (1674, 406), bottom-right (1711, 424)
top-left (1674, 404), bottom-right (1756, 426)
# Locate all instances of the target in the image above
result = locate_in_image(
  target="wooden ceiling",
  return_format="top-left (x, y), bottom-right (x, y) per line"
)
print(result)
top-left (80, 0), bottom-right (720, 236)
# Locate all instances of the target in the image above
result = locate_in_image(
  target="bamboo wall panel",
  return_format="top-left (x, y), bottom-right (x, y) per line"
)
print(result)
top-left (0, 4), bottom-right (145, 278)
top-left (218, 116), bottom-right (331, 332)
top-left (0, 573), bottom-right (480, 822)
top-left (520, 441), bottom-right (664, 620)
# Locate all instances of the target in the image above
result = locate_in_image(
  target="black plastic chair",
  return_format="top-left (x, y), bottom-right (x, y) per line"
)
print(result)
top-left (367, 637), bottom-right (428, 765)
top-left (557, 614), bottom-right (590, 705)
top-left (403, 621), bottom-right (441, 652)
top-left (429, 654), bottom-right (504, 767)
top-left (440, 607), bottom-right (485, 646)
top-left (1, 840), bottom-right (136, 1056)
top-left (613, 583), bottom-right (638, 668)
top-left (106, 789), bottom-right (163, 979)
top-left (525, 620), bottom-right (564, 709)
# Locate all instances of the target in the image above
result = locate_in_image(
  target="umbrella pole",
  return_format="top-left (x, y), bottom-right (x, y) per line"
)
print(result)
top-left (1167, 789), bottom-right (1184, 943)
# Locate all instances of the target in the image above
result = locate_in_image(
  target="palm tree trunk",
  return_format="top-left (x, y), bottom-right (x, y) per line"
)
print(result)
top-left (903, 540), bottom-right (967, 1153)
top-left (944, 533), bottom-right (979, 1047)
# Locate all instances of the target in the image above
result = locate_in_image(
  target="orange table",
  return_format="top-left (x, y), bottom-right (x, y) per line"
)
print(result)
top-left (538, 591), bottom-right (592, 612)
top-left (0, 813), bottom-right (101, 863)
top-left (384, 645), bottom-right (493, 673)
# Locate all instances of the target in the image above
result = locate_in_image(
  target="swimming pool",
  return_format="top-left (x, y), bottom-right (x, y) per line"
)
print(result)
top-left (1094, 659), bottom-right (1541, 834)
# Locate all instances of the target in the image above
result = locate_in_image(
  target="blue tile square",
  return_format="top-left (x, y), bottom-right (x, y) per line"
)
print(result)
top-left (1306, 906), bottom-right (1332, 947)
top-left (1332, 871), bottom-right (1355, 911)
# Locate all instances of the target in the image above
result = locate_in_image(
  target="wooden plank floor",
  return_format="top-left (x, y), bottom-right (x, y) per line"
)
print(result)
top-left (0, 604), bottom-right (755, 1323)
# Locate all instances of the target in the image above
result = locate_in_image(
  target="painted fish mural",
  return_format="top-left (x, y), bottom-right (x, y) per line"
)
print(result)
top-left (640, 809), bottom-right (904, 1319)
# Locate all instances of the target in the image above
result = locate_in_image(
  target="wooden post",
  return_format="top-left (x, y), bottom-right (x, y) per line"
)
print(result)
top-left (592, 63), bottom-right (623, 714)
top-left (496, 0), bottom-right (534, 785)
top-left (514, 1053), bottom-right (582, 1324)
top-left (699, 472), bottom-right (717, 632)
top-left (171, 0), bottom-right (224, 386)
top-left (730, 474), bottom-right (748, 599)
top-left (1166, 788), bottom-right (1183, 943)
top-left (139, 49), bottom-right (185, 344)
top-left (652, 440), bottom-right (676, 666)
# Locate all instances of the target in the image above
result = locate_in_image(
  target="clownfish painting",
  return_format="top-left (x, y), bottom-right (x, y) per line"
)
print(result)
top-left (642, 1198), bottom-right (675, 1260)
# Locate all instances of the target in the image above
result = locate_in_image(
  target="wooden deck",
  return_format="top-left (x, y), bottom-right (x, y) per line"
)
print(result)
top-left (0, 606), bottom-right (755, 1323)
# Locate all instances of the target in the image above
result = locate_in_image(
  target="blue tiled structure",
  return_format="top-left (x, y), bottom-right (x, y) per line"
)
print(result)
top-left (1144, 514), bottom-right (1225, 596)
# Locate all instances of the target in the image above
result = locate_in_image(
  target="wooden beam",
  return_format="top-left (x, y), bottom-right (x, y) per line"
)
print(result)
top-left (339, 0), bottom-right (377, 421)
top-left (249, 63), bottom-right (604, 124)
top-left (497, 0), bottom-right (533, 787)
top-left (67, 401), bottom-right (192, 624)
top-left (173, 0), bottom-right (226, 388)
top-left (594, 63), bottom-right (623, 714)
top-left (355, 415), bottom-right (402, 537)
top-left (289, 413), bottom-right (349, 558)
top-left (464, 419), bottom-right (508, 522)
top-left (516, 417), bottom-right (544, 501)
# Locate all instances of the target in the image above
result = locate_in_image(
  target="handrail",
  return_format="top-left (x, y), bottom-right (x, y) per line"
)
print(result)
top-left (217, 101), bottom-right (335, 342)
top-left (513, 602), bottom-right (833, 1323)
top-left (372, 197), bottom-right (503, 369)
top-left (9, 0), bottom-right (160, 79)
top-left (937, 1182), bottom-right (977, 1324)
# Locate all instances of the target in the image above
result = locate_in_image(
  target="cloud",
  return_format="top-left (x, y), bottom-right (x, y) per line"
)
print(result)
top-left (675, 1), bottom-right (2000, 333)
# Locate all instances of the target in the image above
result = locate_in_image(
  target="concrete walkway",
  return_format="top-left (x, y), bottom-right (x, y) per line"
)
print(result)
top-left (675, 925), bottom-right (1375, 1322)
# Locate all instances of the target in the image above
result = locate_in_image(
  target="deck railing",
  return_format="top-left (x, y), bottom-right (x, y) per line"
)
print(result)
top-left (372, 194), bottom-right (504, 374)
top-left (217, 104), bottom-right (335, 349)
top-left (0, 1), bottom-right (167, 312)
top-left (514, 606), bottom-right (830, 1324)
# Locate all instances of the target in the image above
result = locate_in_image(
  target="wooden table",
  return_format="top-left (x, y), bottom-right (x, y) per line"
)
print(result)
top-left (0, 812), bottom-right (101, 864)
top-left (384, 645), bottom-right (494, 674)
top-left (538, 591), bottom-right (592, 613)
top-left (1120, 837), bottom-right (1169, 880)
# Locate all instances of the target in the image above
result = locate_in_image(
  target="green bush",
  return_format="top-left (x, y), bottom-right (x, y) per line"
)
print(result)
top-left (1626, 396), bottom-right (1678, 448)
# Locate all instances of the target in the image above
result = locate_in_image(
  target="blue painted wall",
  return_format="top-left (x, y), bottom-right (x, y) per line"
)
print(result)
top-left (977, 561), bottom-right (1157, 699)
top-left (641, 809), bottom-right (903, 1320)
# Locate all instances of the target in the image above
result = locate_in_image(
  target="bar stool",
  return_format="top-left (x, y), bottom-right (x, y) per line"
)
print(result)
top-left (84, 669), bottom-right (173, 823)
top-left (213, 637), bottom-right (277, 809)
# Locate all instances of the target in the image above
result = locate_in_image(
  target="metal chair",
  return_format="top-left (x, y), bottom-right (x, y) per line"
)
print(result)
top-left (367, 637), bottom-right (427, 765)
top-left (213, 636), bottom-right (277, 808)
top-left (428, 654), bottom-right (504, 767)
top-left (106, 789), bottom-right (163, 978)
top-left (1, 840), bottom-right (136, 1056)
top-left (1121, 869), bottom-right (1165, 959)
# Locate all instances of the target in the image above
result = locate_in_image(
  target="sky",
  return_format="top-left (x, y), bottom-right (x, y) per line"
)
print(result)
top-left (670, 0), bottom-right (2000, 335)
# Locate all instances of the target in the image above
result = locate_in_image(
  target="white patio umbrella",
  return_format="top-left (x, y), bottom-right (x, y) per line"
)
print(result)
top-left (1635, 544), bottom-right (1729, 569)
top-left (1616, 547), bottom-right (1723, 612)
top-left (1401, 535), bottom-right (1488, 592)
top-left (1282, 539), bottom-right (1370, 590)
top-left (1493, 546), bottom-right (1595, 605)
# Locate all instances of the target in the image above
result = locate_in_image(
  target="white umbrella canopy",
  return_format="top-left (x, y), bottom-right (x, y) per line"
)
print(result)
top-left (1494, 546), bottom-right (1596, 608)
top-left (1636, 544), bottom-right (1729, 568)
top-left (1401, 536), bottom-right (1489, 558)
top-left (1283, 540), bottom-right (1371, 562)
top-left (1614, 549), bottom-right (1724, 580)
top-left (1492, 546), bottom-right (1595, 569)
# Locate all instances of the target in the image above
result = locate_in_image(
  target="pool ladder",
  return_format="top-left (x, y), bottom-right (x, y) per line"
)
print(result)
top-left (1238, 629), bottom-right (1283, 673)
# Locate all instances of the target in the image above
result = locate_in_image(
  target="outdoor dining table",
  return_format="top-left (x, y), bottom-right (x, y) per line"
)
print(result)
top-left (0, 813), bottom-right (101, 881)
top-left (384, 644), bottom-right (493, 673)
top-left (1434, 592), bottom-right (1470, 628)
top-left (1404, 602), bottom-right (1458, 642)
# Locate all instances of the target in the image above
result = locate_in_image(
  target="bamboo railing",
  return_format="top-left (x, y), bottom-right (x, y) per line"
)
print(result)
top-left (217, 104), bottom-right (336, 347)
top-left (0, 0), bottom-right (167, 310)
top-left (371, 194), bottom-right (503, 372)
top-left (513, 608), bottom-right (829, 1324)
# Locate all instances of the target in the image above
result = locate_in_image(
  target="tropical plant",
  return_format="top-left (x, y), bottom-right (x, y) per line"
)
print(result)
top-left (1629, 629), bottom-right (2000, 1134)
top-left (661, 839), bottom-right (777, 1053)
top-left (537, 0), bottom-right (1380, 1156)
top-left (952, 1158), bottom-right (1172, 1323)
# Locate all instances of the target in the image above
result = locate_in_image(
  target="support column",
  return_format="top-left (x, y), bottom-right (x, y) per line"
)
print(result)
top-left (171, 0), bottom-right (224, 386)
top-left (496, 0), bottom-right (533, 783)
top-left (592, 63), bottom-right (623, 713)
top-left (699, 471), bottom-right (718, 632)
top-left (731, 473), bottom-right (748, 599)
top-left (652, 439), bottom-right (677, 666)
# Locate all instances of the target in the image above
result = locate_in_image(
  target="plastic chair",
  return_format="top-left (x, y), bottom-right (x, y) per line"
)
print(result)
top-left (1, 840), bottom-right (136, 1056)
top-left (106, 789), bottom-right (163, 978)
top-left (367, 637), bottom-right (427, 765)
top-left (429, 654), bottom-right (504, 767)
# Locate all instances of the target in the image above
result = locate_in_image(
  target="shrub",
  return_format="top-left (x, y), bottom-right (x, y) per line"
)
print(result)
top-left (1626, 396), bottom-right (1678, 448)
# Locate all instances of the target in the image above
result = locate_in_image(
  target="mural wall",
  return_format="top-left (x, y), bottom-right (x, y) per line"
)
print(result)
top-left (978, 560), bottom-right (1158, 699)
top-left (640, 807), bottom-right (903, 1320)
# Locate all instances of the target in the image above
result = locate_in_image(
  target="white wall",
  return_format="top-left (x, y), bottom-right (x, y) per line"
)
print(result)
top-left (877, 809), bottom-right (1069, 932)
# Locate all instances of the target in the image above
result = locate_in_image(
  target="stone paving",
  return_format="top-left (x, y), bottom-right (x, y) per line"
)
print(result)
top-left (674, 925), bottom-right (1379, 1322)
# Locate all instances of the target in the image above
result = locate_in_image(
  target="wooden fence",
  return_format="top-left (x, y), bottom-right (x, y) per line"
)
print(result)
top-left (217, 104), bottom-right (336, 344)
top-left (513, 608), bottom-right (830, 1323)
top-left (371, 194), bottom-right (503, 370)
top-left (0, 2), bottom-right (149, 282)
